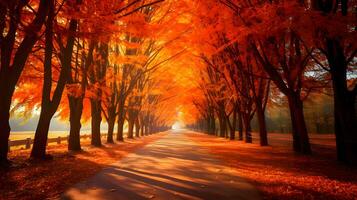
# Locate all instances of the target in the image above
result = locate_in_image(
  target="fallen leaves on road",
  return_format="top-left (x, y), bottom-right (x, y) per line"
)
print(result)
top-left (186, 132), bottom-right (357, 200)
top-left (0, 133), bottom-right (166, 200)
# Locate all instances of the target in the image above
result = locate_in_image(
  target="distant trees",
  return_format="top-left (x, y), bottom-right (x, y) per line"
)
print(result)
top-left (0, 0), bottom-right (355, 167)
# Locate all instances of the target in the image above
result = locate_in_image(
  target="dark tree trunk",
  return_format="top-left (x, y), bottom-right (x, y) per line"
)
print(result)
top-left (31, 1), bottom-right (61, 159)
top-left (218, 114), bottom-right (226, 137)
top-left (206, 117), bottom-right (211, 134)
top-left (287, 93), bottom-right (311, 154)
top-left (0, 88), bottom-right (12, 165)
top-left (107, 114), bottom-right (115, 143)
top-left (243, 115), bottom-right (252, 143)
top-left (237, 111), bottom-right (243, 140)
top-left (116, 97), bottom-right (126, 141)
top-left (90, 99), bottom-right (102, 147)
top-left (117, 113), bottom-right (125, 141)
top-left (0, 4), bottom-right (15, 162)
top-left (0, 0), bottom-right (49, 164)
top-left (68, 96), bottom-right (83, 151)
top-left (230, 106), bottom-right (238, 140)
top-left (209, 115), bottom-right (216, 135)
top-left (31, 110), bottom-right (52, 159)
top-left (127, 119), bottom-right (134, 139)
top-left (251, 38), bottom-right (311, 154)
top-left (327, 39), bottom-right (357, 164)
top-left (140, 123), bottom-right (144, 136)
top-left (135, 119), bottom-right (140, 137)
top-left (68, 39), bottom-right (93, 150)
top-left (311, 0), bottom-right (357, 163)
top-left (88, 42), bottom-right (108, 146)
top-left (256, 101), bottom-right (268, 146)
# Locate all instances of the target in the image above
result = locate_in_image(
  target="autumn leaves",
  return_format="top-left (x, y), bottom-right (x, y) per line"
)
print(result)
top-left (0, 0), bottom-right (355, 167)
top-left (185, 0), bottom-right (356, 163)
top-left (0, 0), bottom-right (184, 166)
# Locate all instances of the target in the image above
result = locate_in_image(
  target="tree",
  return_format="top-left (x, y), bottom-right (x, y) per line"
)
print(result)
top-left (0, 0), bottom-right (49, 165)
top-left (88, 43), bottom-right (108, 147)
top-left (31, 1), bottom-right (79, 159)
top-left (311, 0), bottom-right (357, 164)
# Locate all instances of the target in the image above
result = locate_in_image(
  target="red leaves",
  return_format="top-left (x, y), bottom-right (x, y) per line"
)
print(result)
top-left (66, 83), bottom-right (83, 98)
top-left (187, 132), bottom-right (357, 200)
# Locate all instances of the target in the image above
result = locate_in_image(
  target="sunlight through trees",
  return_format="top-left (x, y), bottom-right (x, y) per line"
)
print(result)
top-left (0, 0), bottom-right (356, 176)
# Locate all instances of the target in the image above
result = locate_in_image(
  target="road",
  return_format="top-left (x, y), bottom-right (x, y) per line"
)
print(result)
top-left (62, 129), bottom-right (261, 200)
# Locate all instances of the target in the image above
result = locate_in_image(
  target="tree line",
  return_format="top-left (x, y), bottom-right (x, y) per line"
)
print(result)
top-left (186, 0), bottom-right (356, 164)
top-left (0, 0), bottom-right (182, 167)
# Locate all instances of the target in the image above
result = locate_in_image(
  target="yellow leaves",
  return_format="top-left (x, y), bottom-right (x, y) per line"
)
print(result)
top-left (149, 89), bottom-right (162, 95)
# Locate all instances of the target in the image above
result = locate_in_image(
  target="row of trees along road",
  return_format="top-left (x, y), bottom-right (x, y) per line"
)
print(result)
top-left (186, 0), bottom-right (356, 164)
top-left (0, 0), bottom-right (187, 167)
top-left (0, 0), bottom-right (356, 167)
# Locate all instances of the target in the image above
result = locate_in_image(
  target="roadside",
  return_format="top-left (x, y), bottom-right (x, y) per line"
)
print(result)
top-left (186, 131), bottom-right (357, 200)
top-left (0, 133), bottom-right (167, 200)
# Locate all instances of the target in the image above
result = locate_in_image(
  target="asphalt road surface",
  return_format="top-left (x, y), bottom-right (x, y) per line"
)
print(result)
top-left (62, 129), bottom-right (261, 200)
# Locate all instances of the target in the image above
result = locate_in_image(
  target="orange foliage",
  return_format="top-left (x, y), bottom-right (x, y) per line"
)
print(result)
top-left (1, 133), bottom-right (166, 199)
top-left (187, 132), bottom-right (357, 200)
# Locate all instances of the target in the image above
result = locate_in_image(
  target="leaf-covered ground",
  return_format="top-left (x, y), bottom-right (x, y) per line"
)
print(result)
top-left (186, 132), bottom-right (357, 200)
top-left (0, 133), bottom-right (166, 200)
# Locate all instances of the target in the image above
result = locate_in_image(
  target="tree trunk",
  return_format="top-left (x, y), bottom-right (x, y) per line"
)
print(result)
top-left (31, 110), bottom-right (52, 159)
top-left (117, 113), bottom-right (125, 141)
top-left (209, 115), bottom-right (215, 135)
top-left (31, 1), bottom-right (57, 159)
top-left (230, 106), bottom-right (237, 140)
top-left (135, 119), bottom-right (140, 137)
top-left (140, 123), bottom-right (144, 136)
top-left (243, 115), bottom-right (252, 143)
top-left (287, 93), bottom-right (311, 154)
top-left (206, 117), bottom-right (211, 134)
top-left (0, 0), bottom-right (48, 164)
top-left (327, 39), bottom-right (357, 164)
top-left (218, 114), bottom-right (226, 137)
top-left (127, 119), bottom-right (134, 139)
top-left (0, 88), bottom-right (12, 165)
top-left (90, 99), bottom-right (102, 147)
top-left (107, 114), bottom-right (115, 143)
top-left (68, 96), bottom-right (83, 151)
top-left (68, 39), bottom-right (93, 149)
top-left (237, 111), bottom-right (243, 140)
top-left (256, 101), bottom-right (268, 146)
